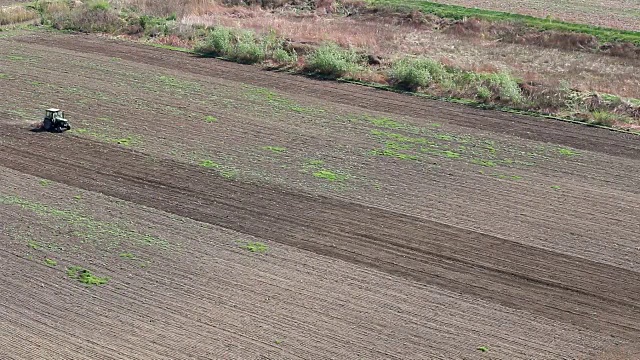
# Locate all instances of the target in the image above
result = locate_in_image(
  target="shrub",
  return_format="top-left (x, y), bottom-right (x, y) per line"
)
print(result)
top-left (452, 71), bottom-right (523, 104)
top-left (476, 85), bottom-right (492, 102)
top-left (272, 47), bottom-right (298, 64)
top-left (388, 57), bottom-right (449, 90)
top-left (0, 6), bottom-right (39, 25)
top-left (304, 42), bottom-right (362, 77)
top-left (45, 1), bottom-right (124, 33)
top-left (233, 30), bottom-right (265, 64)
top-left (88, 0), bottom-right (110, 11)
top-left (590, 110), bottom-right (617, 126)
top-left (196, 26), bottom-right (296, 65)
top-left (483, 72), bottom-right (524, 104)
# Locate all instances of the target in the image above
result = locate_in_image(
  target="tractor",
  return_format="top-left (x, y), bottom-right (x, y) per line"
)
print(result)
top-left (40, 108), bottom-right (71, 132)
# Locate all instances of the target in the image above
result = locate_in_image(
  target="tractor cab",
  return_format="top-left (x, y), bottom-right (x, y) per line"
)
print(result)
top-left (45, 108), bottom-right (64, 120)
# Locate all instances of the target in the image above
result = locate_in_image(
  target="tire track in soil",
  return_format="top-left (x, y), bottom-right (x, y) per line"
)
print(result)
top-left (11, 33), bottom-right (640, 159)
top-left (1, 126), bottom-right (639, 342)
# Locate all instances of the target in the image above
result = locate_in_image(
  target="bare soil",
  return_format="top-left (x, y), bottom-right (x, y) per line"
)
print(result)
top-left (1, 31), bottom-right (639, 359)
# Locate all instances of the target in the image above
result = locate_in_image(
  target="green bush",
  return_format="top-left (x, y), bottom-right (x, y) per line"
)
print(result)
top-left (273, 48), bottom-right (298, 64)
top-left (476, 85), bottom-right (492, 101)
top-left (196, 27), bottom-right (296, 65)
top-left (388, 57), bottom-right (449, 90)
top-left (590, 110), bottom-right (617, 126)
top-left (482, 72), bottom-right (523, 103)
top-left (234, 30), bottom-right (265, 64)
top-left (88, 0), bottom-right (110, 11)
top-left (304, 43), bottom-right (362, 77)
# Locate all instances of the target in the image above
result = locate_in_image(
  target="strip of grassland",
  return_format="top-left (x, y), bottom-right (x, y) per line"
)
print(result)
top-left (367, 0), bottom-right (640, 45)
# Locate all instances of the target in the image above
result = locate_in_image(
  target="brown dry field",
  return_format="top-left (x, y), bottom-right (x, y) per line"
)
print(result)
top-left (1, 31), bottom-right (640, 359)
top-left (431, 0), bottom-right (640, 31)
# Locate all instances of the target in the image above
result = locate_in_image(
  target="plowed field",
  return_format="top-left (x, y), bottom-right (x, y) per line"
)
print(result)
top-left (1, 31), bottom-right (639, 359)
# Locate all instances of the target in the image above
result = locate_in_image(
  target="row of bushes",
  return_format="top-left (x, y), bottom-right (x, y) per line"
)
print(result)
top-left (196, 28), bottom-right (523, 106)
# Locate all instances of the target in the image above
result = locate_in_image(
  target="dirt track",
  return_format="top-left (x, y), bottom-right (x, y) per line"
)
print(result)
top-left (1, 32), bottom-right (640, 359)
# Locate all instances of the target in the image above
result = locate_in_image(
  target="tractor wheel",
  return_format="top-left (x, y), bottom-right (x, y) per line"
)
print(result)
top-left (43, 119), bottom-right (52, 131)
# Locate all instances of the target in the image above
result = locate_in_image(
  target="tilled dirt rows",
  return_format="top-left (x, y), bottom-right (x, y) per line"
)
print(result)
top-left (1, 32), bottom-right (640, 359)
top-left (0, 168), bottom-right (620, 360)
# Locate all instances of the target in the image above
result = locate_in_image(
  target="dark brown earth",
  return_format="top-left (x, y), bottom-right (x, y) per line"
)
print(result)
top-left (1, 31), bottom-right (640, 359)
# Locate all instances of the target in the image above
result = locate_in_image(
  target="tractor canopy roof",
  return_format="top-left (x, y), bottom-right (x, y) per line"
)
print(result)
top-left (46, 108), bottom-right (61, 112)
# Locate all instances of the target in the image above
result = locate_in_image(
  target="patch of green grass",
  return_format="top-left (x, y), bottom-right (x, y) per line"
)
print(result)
top-left (274, 340), bottom-right (283, 345)
top-left (89, 0), bottom-right (111, 11)
top-left (157, 75), bottom-right (200, 91)
top-left (28, 240), bottom-right (42, 250)
top-left (27, 239), bottom-right (64, 252)
top-left (423, 148), bottom-right (461, 159)
top-left (6, 55), bottom-right (25, 61)
top-left (72, 127), bottom-right (142, 147)
top-left (199, 159), bottom-right (238, 179)
top-left (2, 195), bottom-right (170, 249)
top-left (44, 258), bottom-right (57, 267)
top-left (112, 137), bottom-right (137, 146)
top-left (313, 169), bottom-right (349, 182)
top-left (263, 146), bottom-right (287, 153)
top-left (0, 73), bottom-right (7, 79)
top-left (220, 169), bottom-right (238, 179)
top-left (245, 87), bottom-right (318, 114)
top-left (200, 159), bottom-right (221, 168)
top-left (367, 0), bottom-right (640, 45)
top-left (204, 115), bottom-right (218, 123)
top-left (477, 346), bottom-right (489, 352)
top-left (119, 252), bottom-right (136, 259)
top-left (304, 159), bottom-right (325, 167)
top-left (384, 141), bottom-right (413, 151)
top-left (39, 179), bottom-right (51, 187)
top-left (240, 241), bottom-right (269, 254)
top-left (370, 130), bottom-right (432, 145)
top-left (558, 148), bottom-right (579, 156)
top-left (66, 266), bottom-right (109, 286)
top-left (551, 185), bottom-right (562, 190)
top-left (471, 159), bottom-right (497, 167)
top-left (370, 149), bottom-right (419, 161)
top-left (489, 173), bottom-right (522, 180)
top-left (368, 116), bottom-right (408, 130)
top-left (435, 134), bottom-right (454, 141)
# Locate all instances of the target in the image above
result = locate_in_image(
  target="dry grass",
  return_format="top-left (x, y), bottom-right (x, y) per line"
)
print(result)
top-left (0, 5), bottom-right (38, 25)
top-left (181, 7), bottom-right (403, 53)
top-left (173, 3), bottom-right (640, 99)
top-left (430, 0), bottom-right (640, 31)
